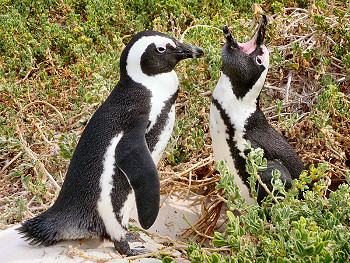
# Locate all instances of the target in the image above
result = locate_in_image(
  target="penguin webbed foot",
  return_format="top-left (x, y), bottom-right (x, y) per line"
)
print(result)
top-left (113, 239), bottom-right (136, 256)
top-left (113, 238), bottom-right (150, 257)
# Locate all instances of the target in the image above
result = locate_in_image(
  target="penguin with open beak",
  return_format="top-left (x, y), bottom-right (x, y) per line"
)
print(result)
top-left (210, 15), bottom-right (305, 203)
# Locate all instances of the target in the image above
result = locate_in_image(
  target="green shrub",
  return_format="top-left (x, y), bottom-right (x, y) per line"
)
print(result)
top-left (186, 145), bottom-right (350, 263)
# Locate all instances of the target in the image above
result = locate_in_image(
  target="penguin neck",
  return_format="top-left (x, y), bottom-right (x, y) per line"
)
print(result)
top-left (127, 65), bottom-right (179, 94)
top-left (213, 73), bottom-right (261, 124)
top-left (126, 58), bottom-right (179, 133)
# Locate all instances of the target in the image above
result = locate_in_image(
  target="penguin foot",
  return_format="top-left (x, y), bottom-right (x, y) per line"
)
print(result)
top-left (113, 239), bottom-right (149, 256)
top-left (114, 239), bottom-right (134, 256)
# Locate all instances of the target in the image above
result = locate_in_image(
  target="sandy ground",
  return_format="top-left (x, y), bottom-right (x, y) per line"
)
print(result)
top-left (0, 195), bottom-right (201, 263)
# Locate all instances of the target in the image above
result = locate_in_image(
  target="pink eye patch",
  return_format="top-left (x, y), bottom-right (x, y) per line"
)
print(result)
top-left (257, 45), bottom-right (268, 63)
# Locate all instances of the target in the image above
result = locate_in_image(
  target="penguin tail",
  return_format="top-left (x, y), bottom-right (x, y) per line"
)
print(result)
top-left (17, 213), bottom-right (62, 246)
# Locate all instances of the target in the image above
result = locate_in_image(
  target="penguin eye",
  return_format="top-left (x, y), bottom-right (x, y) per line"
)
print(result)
top-left (256, 56), bottom-right (263, 65)
top-left (156, 46), bottom-right (166, 53)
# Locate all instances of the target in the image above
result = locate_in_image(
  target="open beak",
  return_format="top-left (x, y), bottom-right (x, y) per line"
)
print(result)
top-left (223, 25), bottom-right (240, 49)
top-left (174, 42), bottom-right (204, 59)
top-left (223, 14), bottom-right (267, 54)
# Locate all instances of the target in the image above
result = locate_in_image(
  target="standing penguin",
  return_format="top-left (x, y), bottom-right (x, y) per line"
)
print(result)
top-left (210, 15), bottom-right (304, 204)
top-left (18, 30), bottom-right (204, 256)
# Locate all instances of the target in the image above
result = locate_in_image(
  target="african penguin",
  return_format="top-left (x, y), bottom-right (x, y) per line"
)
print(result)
top-left (18, 30), bottom-right (204, 256)
top-left (210, 15), bottom-right (305, 204)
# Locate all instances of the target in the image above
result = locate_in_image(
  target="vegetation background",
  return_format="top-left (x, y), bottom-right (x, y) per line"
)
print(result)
top-left (0, 0), bottom-right (349, 262)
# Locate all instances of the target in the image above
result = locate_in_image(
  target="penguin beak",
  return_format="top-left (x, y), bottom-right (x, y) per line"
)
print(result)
top-left (174, 42), bottom-right (204, 59)
top-left (223, 25), bottom-right (240, 49)
top-left (223, 14), bottom-right (267, 54)
top-left (254, 14), bottom-right (267, 46)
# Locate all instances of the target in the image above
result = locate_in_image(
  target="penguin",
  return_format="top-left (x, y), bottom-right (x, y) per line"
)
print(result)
top-left (209, 15), bottom-right (305, 204)
top-left (17, 30), bottom-right (204, 256)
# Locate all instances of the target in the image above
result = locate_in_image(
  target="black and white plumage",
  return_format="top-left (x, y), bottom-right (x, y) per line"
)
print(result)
top-left (210, 15), bottom-right (304, 204)
top-left (18, 30), bottom-right (204, 256)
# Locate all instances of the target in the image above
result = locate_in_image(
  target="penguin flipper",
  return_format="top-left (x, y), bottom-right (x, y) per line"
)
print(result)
top-left (115, 119), bottom-right (160, 230)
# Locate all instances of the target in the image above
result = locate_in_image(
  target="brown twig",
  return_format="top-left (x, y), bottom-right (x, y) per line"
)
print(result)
top-left (174, 156), bottom-right (214, 179)
top-left (101, 245), bottom-right (116, 259)
top-left (18, 100), bottom-right (67, 131)
top-left (15, 121), bottom-right (61, 191)
top-left (68, 245), bottom-right (110, 262)
top-left (0, 151), bottom-right (22, 177)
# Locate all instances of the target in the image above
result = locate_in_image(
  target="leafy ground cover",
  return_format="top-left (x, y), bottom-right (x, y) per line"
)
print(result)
top-left (0, 0), bottom-right (349, 262)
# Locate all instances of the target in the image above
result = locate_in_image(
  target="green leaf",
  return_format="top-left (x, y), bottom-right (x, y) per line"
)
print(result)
top-left (322, 250), bottom-right (333, 263)
top-left (245, 247), bottom-right (255, 259)
top-left (237, 255), bottom-right (245, 263)
top-left (295, 240), bottom-right (305, 256)
top-left (209, 253), bottom-right (221, 263)
top-left (335, 251), bottom-right (346, 261)
top-left (237, 225), bottom-right (244, 237)
top-left (22, 174), bottom-right (32, 186)
top-left (227, 211), bottom-right (236, 225)
top-left (162, 256), bottom-right (174, 263)
top-left (9, 168), bottom-right (23, 178)
top-left (213, 232), bottom-right (229, 247)
top-left (305, 245), bottom-right (315, 256)
top-left (314, 242), bottom-right (325, 255)
top-left (343, 241), bottom-right (350, 254)
top-left (295, 229), bottom-right (301, 239)
top-left (322, 230), bottom-right (332, 241)
top-left (229, 236), bottom-right (242, 252)
top-left (345, 172), bottom-right (350, 184)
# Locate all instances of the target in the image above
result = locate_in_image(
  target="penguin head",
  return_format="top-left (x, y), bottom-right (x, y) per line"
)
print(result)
top-left (221, 15), bottom-right (269, 100)
top-left (120, 30), bottom-right (204, 78)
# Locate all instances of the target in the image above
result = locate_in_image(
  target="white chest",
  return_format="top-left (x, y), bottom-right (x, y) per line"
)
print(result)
top-left (210, 103), bottom-right (254, 204)
top-left (150, 105), bottom-right (176, 164)
top-left (144, 71), bottom-right (179, 134)
top-left (211, 73), bottom-right (257, 155)
top-left (210, 73), bottom-right (260, 204)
